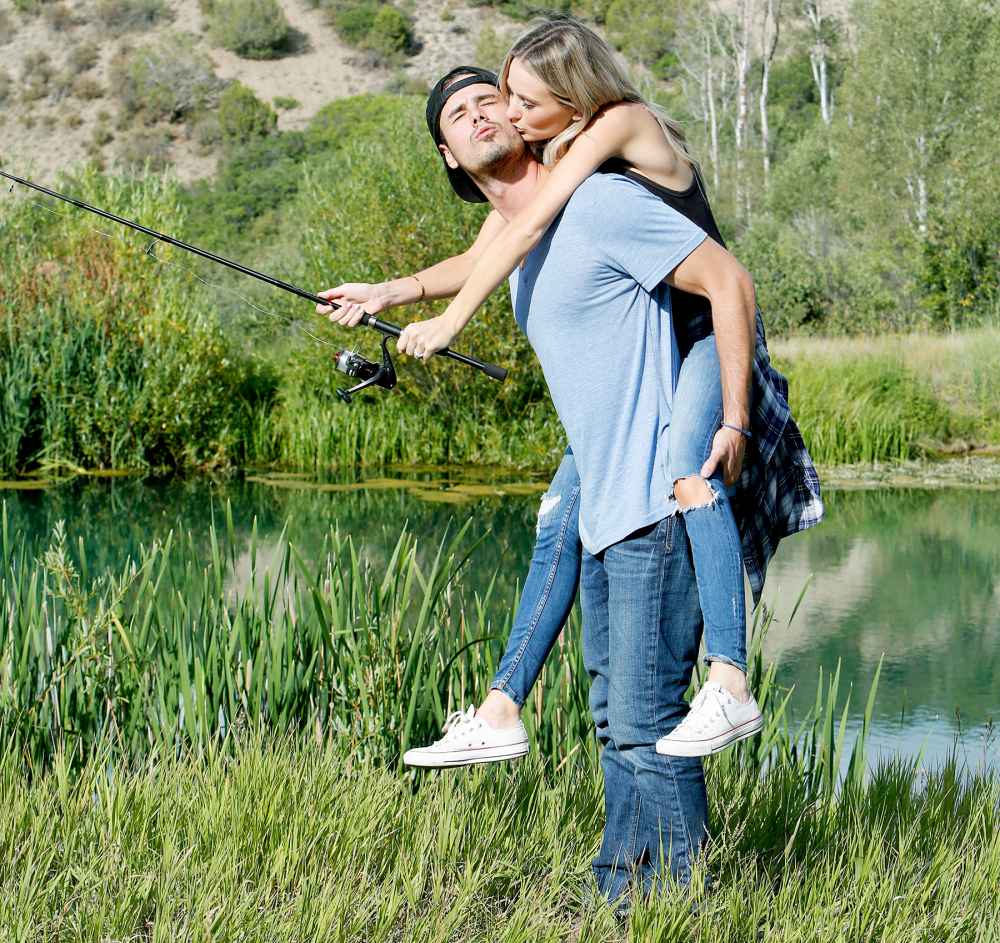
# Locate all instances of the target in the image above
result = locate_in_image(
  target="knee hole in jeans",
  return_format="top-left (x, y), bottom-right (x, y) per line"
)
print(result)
top-left (672, 475), bottom-right (718, 511)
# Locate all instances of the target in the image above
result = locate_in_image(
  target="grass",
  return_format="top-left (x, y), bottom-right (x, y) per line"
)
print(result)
top-left (1, 511), bottom-right (998, 940)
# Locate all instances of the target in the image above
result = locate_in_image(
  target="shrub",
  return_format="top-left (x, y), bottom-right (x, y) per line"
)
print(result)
top-left (67, 41), bottom-right (100, 74)
top-left (217, 82), bottom-right (278, 147)
top-left (475, 24), bottom-right (513, 72)
top-left (605, 0), bottom-right (679, 78)
top-left (332, 1), bottom-right (378, 46)
top-left (118, 129), bottom-right (173, 171)
top-left (110, 33), bottom-right (224, 123)
top-left (21, 50), bottom-right (54, 83)
top-left (73, 76), bottom-right (105, 100)
top-left (64, 110), bottom-right (84, 129)
top-left (0, 70), bottom-right (10, 105)
top-left (365, 4), bottom-right (412, 59)
top-left (192, 113), bottom-right (223, 150)
top-left (273, 96), bottom-right (301, 111)
top-left (95, 0), bottom-right (173, 34)
top-left (92, 124), bottom-right (114, 146)
top-left (209, 0), bottom-right (291, 59)
top-left (43, 2), bottom-right (78, 30)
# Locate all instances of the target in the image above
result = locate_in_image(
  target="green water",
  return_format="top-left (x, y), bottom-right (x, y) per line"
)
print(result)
top-left (4, 474), bottom-right (998, 769)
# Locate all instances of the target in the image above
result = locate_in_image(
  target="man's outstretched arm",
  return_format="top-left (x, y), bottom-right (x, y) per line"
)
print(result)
top-left (315, 210), bottom-right (508, 325)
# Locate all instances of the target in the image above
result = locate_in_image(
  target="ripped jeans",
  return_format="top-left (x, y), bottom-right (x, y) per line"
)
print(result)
top-left (490, 333), bottom-right (747, 707)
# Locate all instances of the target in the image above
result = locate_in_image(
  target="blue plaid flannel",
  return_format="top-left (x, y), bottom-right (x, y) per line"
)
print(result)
top-left (677, 309), bottom-right (825, 604)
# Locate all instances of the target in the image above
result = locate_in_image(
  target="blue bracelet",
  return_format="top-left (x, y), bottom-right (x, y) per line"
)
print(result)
top-left (721, 422), bottom-right (753, 439)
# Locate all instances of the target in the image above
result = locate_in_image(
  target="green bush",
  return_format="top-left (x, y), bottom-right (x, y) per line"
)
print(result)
top-left (366, 4), bottom-right (412, 59)
top-left (605, 0), bottom-right (679, 77)
top-left (0, 70), bottom-right (10, 106)
top-left (0, 171), bottom-right (276, 473)
top-left (110, 33), bottom-right (224, 123)
top-left (217, 82), bottom-right (277, 147)
top-left (332, 0), bottom-right (378, 46)
top-left (118, 128), bottom-right (173, 171)
top-left (209, 0), bottom-right (291, 60)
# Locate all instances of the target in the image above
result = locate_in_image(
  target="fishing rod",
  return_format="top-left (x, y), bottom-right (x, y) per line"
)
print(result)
top-left (0, 170), bottom-right (508, 403)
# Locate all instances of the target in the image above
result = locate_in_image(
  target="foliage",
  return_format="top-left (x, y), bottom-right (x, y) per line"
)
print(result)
top-left (0, 170), bottom-right (276, 475)
top-left (217, 81), bottom-right (278, 148)
top-left (605, 0), bottom-right (680, 78)
top-left (208, 0), bottom-right (292, 60)
top-left (366, 3), bottom-right (412, 59)
top-left (94, 0), bottom-right (173, 34)
top-left (66, 40), bottom-right (100, 74)
top-left (273, 95), bottom-right (301, 111)
top-left (475, 24), bottom-right (515, 72)
top-left (0, 70), bottom-right (9, 106)
top-left (109, 32), bottom-right (225, 123)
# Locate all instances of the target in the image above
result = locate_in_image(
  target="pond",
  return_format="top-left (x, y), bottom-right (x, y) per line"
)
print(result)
top-left (4, 471), bottom-right (998, 772)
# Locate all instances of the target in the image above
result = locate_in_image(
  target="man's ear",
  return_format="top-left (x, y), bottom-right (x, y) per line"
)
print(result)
top-left (439, 143), bottom-right (460, 170)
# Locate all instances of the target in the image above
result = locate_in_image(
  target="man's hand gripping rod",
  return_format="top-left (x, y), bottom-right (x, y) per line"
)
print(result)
top-left (0, 170), bottom-right (509, 394)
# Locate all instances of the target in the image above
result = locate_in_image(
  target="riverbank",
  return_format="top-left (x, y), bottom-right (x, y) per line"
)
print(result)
top-left (2, 514), bottom-right (998, 940)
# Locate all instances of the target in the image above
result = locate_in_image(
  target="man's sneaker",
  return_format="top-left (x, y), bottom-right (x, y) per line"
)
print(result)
top-left (655, 682), bottom-right (763, 757)
top-left (403, 706), bottom-right (529, 768)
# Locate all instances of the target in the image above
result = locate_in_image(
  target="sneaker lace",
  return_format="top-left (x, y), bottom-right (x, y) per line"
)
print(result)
top-left (438, 707), bottom-right (476, 743)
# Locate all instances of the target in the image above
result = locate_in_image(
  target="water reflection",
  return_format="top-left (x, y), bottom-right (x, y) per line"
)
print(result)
top-left (4, 477), bottom-right (998, 770)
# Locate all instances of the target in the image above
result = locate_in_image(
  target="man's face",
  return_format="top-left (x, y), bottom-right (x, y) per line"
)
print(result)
top-left (438, 82), bottom-right (526, 180)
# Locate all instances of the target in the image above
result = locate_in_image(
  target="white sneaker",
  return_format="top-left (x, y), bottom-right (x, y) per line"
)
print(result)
top-left (402, 706), bottom-right (529, 768)
top-left (655, 682), bottom-right (763, 757)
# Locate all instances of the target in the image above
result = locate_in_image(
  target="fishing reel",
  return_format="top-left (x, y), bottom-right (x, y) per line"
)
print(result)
top-left (333, 335), bottom-right (397, 403)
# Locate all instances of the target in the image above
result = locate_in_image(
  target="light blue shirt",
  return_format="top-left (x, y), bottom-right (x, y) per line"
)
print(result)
top-left (509, 173), bottom-right (707, 554)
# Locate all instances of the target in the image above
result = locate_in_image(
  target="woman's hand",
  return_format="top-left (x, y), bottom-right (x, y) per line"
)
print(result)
top-left (396, 314), bottom-right (458, 361)
top-left (315, 282), bottom-right (391, 327)
top-left (700, 426), bottom-right (747, 487)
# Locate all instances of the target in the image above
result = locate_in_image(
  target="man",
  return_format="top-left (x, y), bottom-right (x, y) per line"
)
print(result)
top-left (319, 67), bottom-right (757, 904)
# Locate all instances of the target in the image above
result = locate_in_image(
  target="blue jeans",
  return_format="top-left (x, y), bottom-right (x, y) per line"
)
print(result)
top-left (668, 334), bottom-right (747, 673)
top-left (490, 334), bottom-right (747, 705)
top-left (491, 448), bottom-right (582, 705)
top-left (582, 516), bottom-right (708, 899)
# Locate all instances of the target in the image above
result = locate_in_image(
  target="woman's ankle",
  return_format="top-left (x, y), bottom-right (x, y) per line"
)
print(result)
top-left (707, 661), bottom-right (750, 702)
top-left (477, 689), bottom-right (522, 729)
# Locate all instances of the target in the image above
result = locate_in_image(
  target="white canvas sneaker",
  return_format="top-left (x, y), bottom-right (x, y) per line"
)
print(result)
top-left (402, 706), bottom-right (530, 768)
top-left (655, 682), bottom-right (763, 757)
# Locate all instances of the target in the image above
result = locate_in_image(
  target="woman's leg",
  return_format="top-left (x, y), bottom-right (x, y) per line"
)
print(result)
top-left (667, 335), bottom-right (748, 687)
top-left (480, 448), bottom-right (583, 726)
top-left (402, 450), bottom-right (584, 767)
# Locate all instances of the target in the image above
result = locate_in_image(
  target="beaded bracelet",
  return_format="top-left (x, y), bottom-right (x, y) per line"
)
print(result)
top-left (721, 422), bottom-right (753, 439)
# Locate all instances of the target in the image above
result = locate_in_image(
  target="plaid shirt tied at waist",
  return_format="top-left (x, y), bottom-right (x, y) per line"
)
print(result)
top-left (678, 309), bottom-right (825, 605)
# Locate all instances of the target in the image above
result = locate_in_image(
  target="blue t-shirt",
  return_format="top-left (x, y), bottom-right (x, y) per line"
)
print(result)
top-left (509, 173), bottom-right (707, 554)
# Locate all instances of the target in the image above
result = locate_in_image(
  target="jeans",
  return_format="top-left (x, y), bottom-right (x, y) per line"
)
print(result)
top-left (668, 334), bottom-right (747, 673)
top-left (581, 516), bottom-right (708, 900)
top-left (490, 334), bottom-right (748, 705)
top-left (491, 448), bottom-right (582, 705)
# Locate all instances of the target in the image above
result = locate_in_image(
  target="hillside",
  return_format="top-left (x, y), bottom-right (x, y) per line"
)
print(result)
top-left (0, 0), bottom-right (517, 184)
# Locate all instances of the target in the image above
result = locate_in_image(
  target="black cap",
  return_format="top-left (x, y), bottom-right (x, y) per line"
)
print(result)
top-left (426, 66), bottom-right (499, 204)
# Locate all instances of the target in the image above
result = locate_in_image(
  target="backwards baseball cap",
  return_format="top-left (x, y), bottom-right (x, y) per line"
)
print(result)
top-left (426, 66), bottom-right (499, 204)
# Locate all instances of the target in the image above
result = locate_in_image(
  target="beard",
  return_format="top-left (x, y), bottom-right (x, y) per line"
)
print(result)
top-left (464, 128), bottom-right (526, 177)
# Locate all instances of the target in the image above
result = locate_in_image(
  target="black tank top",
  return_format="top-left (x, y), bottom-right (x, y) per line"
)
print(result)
top-left (598, 159), bottom-right (725, 330)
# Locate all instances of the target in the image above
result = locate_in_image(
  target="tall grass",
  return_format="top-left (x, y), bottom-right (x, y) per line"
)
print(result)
top-left (3, 512), bottom-right (999, 939)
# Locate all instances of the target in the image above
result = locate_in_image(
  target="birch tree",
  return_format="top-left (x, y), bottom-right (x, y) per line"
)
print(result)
top-left (758, 0), bottom-right (782, 187)
top-left (803, 0), bottom-right (834, 124)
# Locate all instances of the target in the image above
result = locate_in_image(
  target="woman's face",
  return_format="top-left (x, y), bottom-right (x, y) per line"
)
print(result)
top-left (504, 57), bottom-right (580, 143)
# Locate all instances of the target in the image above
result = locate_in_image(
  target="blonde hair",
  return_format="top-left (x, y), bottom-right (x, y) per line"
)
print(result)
top-left (499, 16), bottom-right (693, 169)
